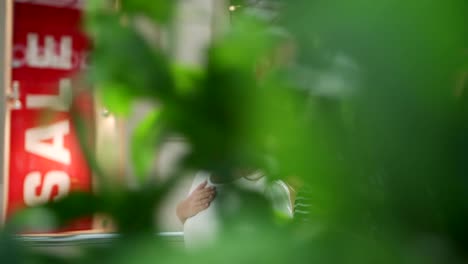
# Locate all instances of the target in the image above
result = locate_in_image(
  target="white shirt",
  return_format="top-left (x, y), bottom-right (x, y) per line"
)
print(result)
top-left (183, 171), bottom-right (267, 249)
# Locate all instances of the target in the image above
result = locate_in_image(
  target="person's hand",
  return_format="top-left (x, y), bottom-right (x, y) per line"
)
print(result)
top-left (176, 181), bottom-right (216, 223)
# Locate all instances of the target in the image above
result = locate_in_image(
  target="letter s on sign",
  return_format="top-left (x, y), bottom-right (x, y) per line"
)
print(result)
top-left (24, 171), bottom-right (71, 206)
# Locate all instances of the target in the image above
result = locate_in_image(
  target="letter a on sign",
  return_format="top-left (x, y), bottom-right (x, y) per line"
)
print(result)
top-left (25, 120), bottom-right (71, 165)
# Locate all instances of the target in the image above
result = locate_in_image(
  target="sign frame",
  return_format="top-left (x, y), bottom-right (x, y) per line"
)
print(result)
top-left (1, 0), bottom-right (14, 224)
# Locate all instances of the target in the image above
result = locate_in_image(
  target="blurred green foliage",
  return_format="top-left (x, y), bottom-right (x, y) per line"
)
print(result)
top-left (2, 0), bottom-right (468, 263)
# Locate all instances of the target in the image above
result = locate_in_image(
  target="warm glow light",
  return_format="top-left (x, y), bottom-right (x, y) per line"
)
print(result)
top-left (102, 108), bottom-right (110, 117)
top-left (12, 100), bottom-right (22, 110)
top-left (229, 5), bottom-right (236, 11)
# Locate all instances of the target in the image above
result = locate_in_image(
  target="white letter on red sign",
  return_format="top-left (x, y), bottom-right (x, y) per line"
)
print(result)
top-left (25, 120), bottom-right (71, 165)
top-left (26, 79), bottom-right (72, 111)
top-left (26, 33), bottom-right (72, 70)
top-left (24, 171), bottom-right (71, 206)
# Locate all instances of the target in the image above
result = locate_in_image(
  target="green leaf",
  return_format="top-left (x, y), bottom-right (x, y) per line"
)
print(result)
top-left (131, 109), bottom-right (163, 183)
top-left (42, 192), bottom-right (102, 226)
top-left (120, 0), bottom-right (176, 23)
top-left (98, 82), bottom-right (134, 116)
top-left (211, 14), bottom-right (275, 69)
top-left (88, 14), bottom-right (174, 103)
top-left (171, 64), bottom-right (204, 96)
top-left (0, 231), bottom-right (27, 264)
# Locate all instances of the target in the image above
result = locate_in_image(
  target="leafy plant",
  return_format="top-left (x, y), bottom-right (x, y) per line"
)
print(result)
top-left (3, 0), bottom-right (468, 263)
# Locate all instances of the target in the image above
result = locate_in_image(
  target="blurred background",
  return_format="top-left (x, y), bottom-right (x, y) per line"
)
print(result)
top-left (0, 0), bottom-right (467, 263)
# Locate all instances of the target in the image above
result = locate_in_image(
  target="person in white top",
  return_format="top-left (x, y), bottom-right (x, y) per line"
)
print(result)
top-left (177, 170), bottom-right (292, 249)
top-left (176, 176), bottom-right (216, 225)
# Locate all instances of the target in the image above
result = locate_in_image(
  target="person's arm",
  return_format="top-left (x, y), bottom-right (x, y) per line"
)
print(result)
top-left (176, 181), bottom-right (216, 224)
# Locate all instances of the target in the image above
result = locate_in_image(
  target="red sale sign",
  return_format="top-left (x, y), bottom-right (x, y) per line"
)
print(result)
top-left (4, 2), bottom-right (94, 232)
